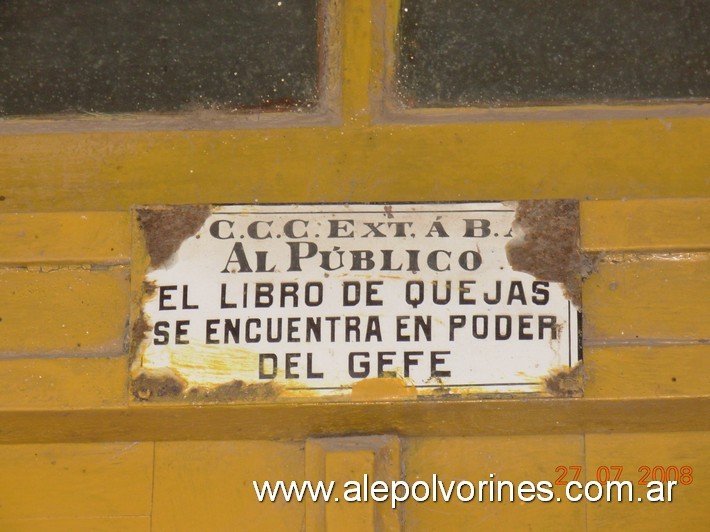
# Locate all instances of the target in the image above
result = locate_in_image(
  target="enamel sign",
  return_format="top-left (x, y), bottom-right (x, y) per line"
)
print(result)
top-left (132, 202), bottom-right (581, 400)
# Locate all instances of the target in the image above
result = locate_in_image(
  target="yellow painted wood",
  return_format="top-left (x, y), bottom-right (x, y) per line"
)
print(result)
top-left (2, 398), bottom-right (709, 443)
top-left (342, 0), bottom-right (373, 124)
top-left (0, 0), bottom-right (705, 527)
top-left (306, 436), bottom-right (400, 531)
top-left (0, 517), bottom-right (150, 532)
top-left (0, 118), bottom-right (707, 213)
top-left (379, 0), bottom-right (401, 111)
top-left (585, 345), bottom-right (710, 399)
top-left (0, 442), bottom-right (153, 519)
top-left (0, 212), bottom-right (130, 264)
top-left (324, 451), bottom-right (375, 531)
top-left (152, 441), bottom-right (304, 531)
top-left (0, 356), bottom-right (128, 409)
top-left (585, 432), bottom-right (709, 530)
top-left (581, 198), bottom-right (710, 252)
top-left (318, 0), bottom-right (342, 119)
top-left (583, 254), bottom-right (709, 341)
top-left (0, 266), bottom-right (129, 355)
top-left (403, 435), bottom-right (585, 530)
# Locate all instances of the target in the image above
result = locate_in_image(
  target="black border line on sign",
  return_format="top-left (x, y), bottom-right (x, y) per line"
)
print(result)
top-left (217, 209), bottom-right (516, 215)
top-left (286, 383), bottom-right (535, 391)
top-left (567, 300), bottom-right (572, 368)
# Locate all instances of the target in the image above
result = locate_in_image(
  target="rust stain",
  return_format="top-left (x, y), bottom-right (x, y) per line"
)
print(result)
top-left (131, 369), bottom-right (283, 403)
top-left (506, 199), bottom-right (598, 308)
top-left (129, 310), bottom-right (151, 358)
top-left (136, 204), bottom-right (211, 269)
top-left (129, 281), bottom-right (157, 356)
top-left (423, 385), bottom-right (457, 398)
top-left (131, 368), bottom-right (187, 401)
top-left (544, 362), bottom-right (584, 397)
top-left (142, 280), bottom-right (157, 297)
top-left (186, 380), bottom-right (282, 403)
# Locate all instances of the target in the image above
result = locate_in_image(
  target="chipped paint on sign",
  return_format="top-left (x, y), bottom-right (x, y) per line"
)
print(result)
top-left (133, 203), bottom-right (581, 400)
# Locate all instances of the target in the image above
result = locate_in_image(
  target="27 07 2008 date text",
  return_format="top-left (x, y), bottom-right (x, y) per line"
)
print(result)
top-left (555, 465), bottom-right (694, 485)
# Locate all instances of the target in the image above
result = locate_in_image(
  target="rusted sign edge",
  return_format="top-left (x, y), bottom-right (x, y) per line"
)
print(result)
top-left (507, 200), bottom-right (581, 307)
top-left (505, 199), bottom-right (596, 398)
top-left (135, 205), bottom-right (211, 269)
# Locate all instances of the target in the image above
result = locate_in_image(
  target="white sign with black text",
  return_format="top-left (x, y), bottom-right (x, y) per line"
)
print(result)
top-left (137, 203), bottom-right (580, 397)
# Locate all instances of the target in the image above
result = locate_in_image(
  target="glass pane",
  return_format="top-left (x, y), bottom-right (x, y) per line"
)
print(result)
top-left (397, 0), bottom-right (709, 107)
top-left (0, 0), bottom-right (319, 116)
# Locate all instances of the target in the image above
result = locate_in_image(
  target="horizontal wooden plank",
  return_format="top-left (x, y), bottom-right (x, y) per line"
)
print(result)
top-left (585, 345), bottom-right (710, 399)
top-left (586, 432), bottom-right (709, 531)
top-left (404, 435), bottom-right (585, 529)
top-left (0, 212), bottom-right (130, 264)
top-left (0, 398), bottom-right (708, 443)
top-left (0, 118), bottom-right (707, 213)
top-left (0, 356), bottom-right (128, 409)
top-left (0, 517), bottom-right (150, 532)
top-left (0, 266), bottom-right (129, 356)
top-left (581, 198), bottom-right (710, 251)
top-left (0, 442), bottom-right (153, 519)
top-left (583, 254), bottom-right (709, 341)
top-left (153, 441), bottom-right (304, 531)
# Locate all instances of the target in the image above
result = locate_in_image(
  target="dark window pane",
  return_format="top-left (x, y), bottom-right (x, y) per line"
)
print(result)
top-left (398, 0), bottom-right (709, 107)
top-left (0, 0), bottom-right (319, 116)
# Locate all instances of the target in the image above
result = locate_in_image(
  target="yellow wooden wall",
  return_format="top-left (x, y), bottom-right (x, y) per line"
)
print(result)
top-left (0, 0), bottom-right (708, 530)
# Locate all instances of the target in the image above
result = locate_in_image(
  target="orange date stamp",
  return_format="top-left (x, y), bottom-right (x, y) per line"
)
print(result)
top-left (555, 465), bottom-right (694, 486)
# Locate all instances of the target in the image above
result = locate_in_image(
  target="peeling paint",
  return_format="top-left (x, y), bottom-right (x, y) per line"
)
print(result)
top-left (600, 251), bottom-right (700, 264)
top-left (351, 377), bottom-right (418, 401)
top-left (136, 205), bottom-right (211, 269)
top-left (544, 362), bottom-right (584, 397)
top-left (166, 344), bottom-right (261, 386)
top-left (507, 199), bottom-right (593, 308)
